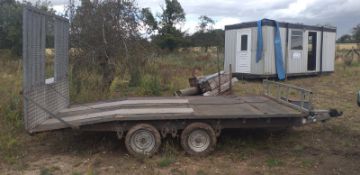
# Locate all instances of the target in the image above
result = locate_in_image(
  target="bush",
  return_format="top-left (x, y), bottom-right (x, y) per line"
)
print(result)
top-left (0, 88), bottom-right (23, 165)
top-left (3, 95), bottom-right (22, 129)
top-left (139, 75), bottom-right (161, 96)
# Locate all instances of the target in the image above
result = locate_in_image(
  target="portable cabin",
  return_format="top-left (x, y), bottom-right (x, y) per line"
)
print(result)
top-left (224, 19), bottom-right (337, 79)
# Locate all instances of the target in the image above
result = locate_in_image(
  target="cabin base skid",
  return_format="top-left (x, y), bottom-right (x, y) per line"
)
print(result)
top-left (233, 71), bottom-right (334, 80)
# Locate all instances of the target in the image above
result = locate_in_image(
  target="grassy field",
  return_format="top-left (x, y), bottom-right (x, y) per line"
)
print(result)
top-left (0, 49), bottom-right (359, 175)
top-left (336, 43), bottom-right (359, 50)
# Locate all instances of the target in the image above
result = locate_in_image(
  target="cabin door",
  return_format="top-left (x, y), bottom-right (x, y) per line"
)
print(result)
top-left (236, 29), bottom-right (251, 73)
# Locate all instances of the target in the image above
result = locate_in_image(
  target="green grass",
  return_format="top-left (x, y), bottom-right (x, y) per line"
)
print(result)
top-left (40, 168), bottom-right (53, 175)
top-left (196, 170), bottom-right (208, 175)
top-left (266, 158), bottom-right (284, 167)
top-left (158, 156), bottom-right (176, 168)
top-left (68, 50), bottom-right (223, 103)
top-left (157, 139), bottom-right (179, 168)
top-left (0, 50), bottom-right (24, 165)
top-left (300, 159), bottom-right (314, 168)
top-left (170, 168), bottom-right (188, 175)
top-left (72, 172), bottom-right (83, 175)
top-left (292, 144), bottom-right (305, 154)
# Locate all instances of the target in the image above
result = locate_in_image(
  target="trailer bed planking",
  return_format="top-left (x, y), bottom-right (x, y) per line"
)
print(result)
top-left (33, 96), bottom-right (306, 132)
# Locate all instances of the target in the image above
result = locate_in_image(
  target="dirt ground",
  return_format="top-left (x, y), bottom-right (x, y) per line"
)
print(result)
top-left (1, 63), bottom-right (360, 175)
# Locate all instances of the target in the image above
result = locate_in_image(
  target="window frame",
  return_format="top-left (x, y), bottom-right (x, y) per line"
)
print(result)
top-left (290, 30), bottom-right (304, 50)
top-left (240, 34), bottom-right (248, 51)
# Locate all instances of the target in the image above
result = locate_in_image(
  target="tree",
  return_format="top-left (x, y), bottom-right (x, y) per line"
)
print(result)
top-left (210, 29), bottom-right (225, 48)
top-left (159, 0), bottom-right (185, 29)
top-left (0, 0), bottom-right (55, 56)
top-left (191, 29), bottom-right (224, 52)
top-left (140, 0), bottom-right (186, 51)
top-left (353, 24), bottom-right (360, 43)
top-left (154, 25), bottom-right (185, 51)
top-left (190, 16), bottom-right (223, 52)
top-left (140, 8), bottom-right (158, 35)
top-left (198, 15), bottom-right (214, 32)
top-left (0, 0), bottom-right (23, 56)
top-left (34, 0), bottom-right (56, 13)
top-left (337, 34), bottom-right (352, 43)
top-left (71, 0), bottom-right (150, 90)
top-left (152, 0), bottom-right (186, 51)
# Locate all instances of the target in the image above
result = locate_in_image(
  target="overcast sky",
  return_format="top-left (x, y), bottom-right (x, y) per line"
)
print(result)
top-left (27, 0), bottom-right (360, 37)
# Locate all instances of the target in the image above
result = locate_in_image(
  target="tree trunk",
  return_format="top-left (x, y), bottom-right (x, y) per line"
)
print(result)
top-left (100, 62), bottom-right (115, 91)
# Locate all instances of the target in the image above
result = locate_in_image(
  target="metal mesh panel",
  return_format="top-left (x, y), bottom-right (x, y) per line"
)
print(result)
top-left (23, 6), bottom-right (69, 133)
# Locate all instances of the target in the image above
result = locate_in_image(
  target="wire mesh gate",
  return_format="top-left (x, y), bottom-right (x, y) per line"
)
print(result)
top-left (22, 6), bottom-right (70, 133)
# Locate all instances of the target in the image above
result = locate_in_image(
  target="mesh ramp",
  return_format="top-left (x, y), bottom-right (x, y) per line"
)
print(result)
top-left (22, 6), bottom-right (71, 133)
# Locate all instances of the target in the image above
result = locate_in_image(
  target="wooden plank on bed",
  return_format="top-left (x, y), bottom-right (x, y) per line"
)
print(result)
top-left (61, 99), bottom-right (189, 113)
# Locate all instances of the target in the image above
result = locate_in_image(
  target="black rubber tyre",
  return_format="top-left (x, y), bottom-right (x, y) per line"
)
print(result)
top-left (125, 123), bottom-right (161, 157)
top-left (180, 122), bottom-right (216, 156)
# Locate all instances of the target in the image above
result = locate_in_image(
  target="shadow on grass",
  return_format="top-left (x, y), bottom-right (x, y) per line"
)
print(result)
top-left (39, 130), bottom-right (124, 156)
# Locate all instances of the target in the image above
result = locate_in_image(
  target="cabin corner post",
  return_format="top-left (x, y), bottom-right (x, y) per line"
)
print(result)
top-left (285, 23), bottom-right (290, 80)
top-left (320, 26), bottom-right (324, 74)
top-left (229, 64), bottom-right (232, 92)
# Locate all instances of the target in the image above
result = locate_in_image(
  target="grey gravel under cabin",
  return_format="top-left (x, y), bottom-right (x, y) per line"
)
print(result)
top-left (224, 21), bottom-right (337, 79)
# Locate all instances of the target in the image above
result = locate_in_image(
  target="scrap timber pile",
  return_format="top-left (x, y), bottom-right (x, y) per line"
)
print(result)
top-left (175, 71), bottom-right (238, 96)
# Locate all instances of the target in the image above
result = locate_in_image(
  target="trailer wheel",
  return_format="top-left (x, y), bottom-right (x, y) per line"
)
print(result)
top-left (181, 122), bottom-right (216, 156)
top-left (125, 123), bottom-right (161, 157)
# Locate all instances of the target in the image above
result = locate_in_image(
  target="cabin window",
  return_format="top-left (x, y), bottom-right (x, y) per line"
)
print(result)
top-left (241, 35), bottom-right (248, 51)
top-left (291, 31), bottom-right (303, 50)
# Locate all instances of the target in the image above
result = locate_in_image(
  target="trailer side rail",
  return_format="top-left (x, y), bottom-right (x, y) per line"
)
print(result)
top-left (263, 80), bottom-right (313, 112)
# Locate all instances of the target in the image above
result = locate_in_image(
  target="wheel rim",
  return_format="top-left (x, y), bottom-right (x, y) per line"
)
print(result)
top-left (187, 129), bottom-right (210, 152)
top-left (130, 129), bottom-right (156, 154)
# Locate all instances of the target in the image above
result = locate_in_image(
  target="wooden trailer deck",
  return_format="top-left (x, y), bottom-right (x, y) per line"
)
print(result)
top-left (33, 96), bottom-right (306, 132)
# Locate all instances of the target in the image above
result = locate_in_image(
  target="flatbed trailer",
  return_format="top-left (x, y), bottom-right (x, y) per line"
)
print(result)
top-left (33, 95), bottom-right (306, 133)
top-left (21, 6), bottom-right (342, 156)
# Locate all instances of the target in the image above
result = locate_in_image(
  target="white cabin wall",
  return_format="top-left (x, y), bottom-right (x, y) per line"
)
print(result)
top-left (225, 28), bottom-right (263, 74)
top-left (287, 29), bottom-right (307, 73)
top-left (250, 27), bottom-right (264, 74)
top-left (224, 30), bottom-right (237, 72)
top-left (303, 30), bottom-right (310, 72)
top-left (263, 26), bottom-right (274, 74)
top-left (322, 32), bottom-right (336, 72)
top-left (263, 26), bottom-right (287, 75)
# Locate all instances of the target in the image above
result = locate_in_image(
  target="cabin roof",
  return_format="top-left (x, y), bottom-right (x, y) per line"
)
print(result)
top-left (225, 20), bottom-right (336, 33)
